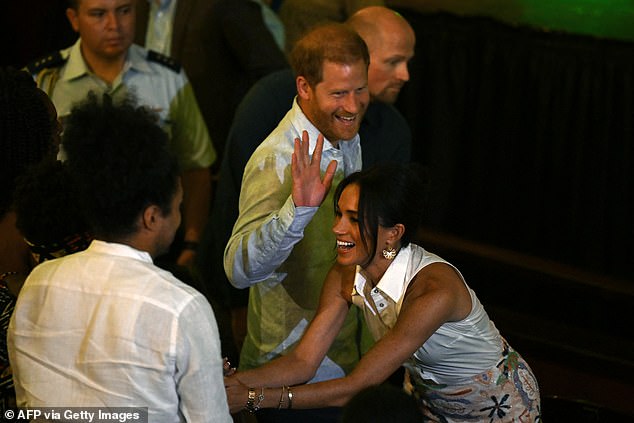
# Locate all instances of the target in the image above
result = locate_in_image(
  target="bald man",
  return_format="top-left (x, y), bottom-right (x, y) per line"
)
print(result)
top-left (347, 6), bottom-right (416, 103)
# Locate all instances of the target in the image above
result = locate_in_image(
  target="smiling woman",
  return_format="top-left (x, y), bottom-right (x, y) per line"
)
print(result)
top-left (224, 163), bottom-right (542, 422)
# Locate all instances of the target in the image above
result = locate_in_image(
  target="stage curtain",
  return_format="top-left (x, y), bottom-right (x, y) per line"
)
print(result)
top-left (395, 10), bottom-right (634, 280)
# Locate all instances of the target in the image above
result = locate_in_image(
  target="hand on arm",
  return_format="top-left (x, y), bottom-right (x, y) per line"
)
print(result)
top-left (233, 263), bottom-right (471, 410)
top-left (223, 263), bottom-right (353, 413)
top-left (291, 130), bottom-right (337, 207)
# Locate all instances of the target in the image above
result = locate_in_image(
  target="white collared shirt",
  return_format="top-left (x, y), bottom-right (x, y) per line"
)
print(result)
top-left (351, 244), bottom-right (503, 384)
top-left (8, 240), bottom-right (231, 422)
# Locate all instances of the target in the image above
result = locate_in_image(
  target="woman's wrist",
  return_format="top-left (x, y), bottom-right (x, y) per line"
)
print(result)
top-left (244, 386), bottom-right (294, 412)
top-left (244, 387), bottom-right (264, 413)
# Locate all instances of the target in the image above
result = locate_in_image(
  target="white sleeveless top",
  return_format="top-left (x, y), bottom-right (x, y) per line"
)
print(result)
top-left (351, 244), bottom-right (503, 385)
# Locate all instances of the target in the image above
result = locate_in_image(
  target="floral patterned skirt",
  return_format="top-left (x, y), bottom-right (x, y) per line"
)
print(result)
top-left (405, 340), bottom-right (541, 422)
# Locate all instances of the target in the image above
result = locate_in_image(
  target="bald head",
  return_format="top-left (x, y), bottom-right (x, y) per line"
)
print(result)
top-left (347, 7), bottom-right (416, 103)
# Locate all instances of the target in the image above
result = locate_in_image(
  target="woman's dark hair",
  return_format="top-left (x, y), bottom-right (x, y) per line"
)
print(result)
top-left (0, 67), bottom-right (56, 217)
top-left (334, 163), bottom-right (427, 265)
top-left (62, 93), bottom-right (180, 240)
top-left (14, 160), bottom-right (89, 246)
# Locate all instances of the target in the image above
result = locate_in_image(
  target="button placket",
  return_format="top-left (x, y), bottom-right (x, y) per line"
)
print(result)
top-left (371, 288), bottom-right (387, 312)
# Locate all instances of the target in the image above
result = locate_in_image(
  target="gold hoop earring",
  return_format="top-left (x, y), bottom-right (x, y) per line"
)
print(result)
top-left (382, 246), bottom-right (397, 260)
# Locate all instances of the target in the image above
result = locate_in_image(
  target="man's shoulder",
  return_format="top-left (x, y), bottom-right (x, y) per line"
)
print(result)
top-left (244, 68), bottom-right (295, 107)
top-left (360, 101), bottom-right (412, 164)
top-left (25, 50), bottom-right (68, 75)
top-left (244, 124), bottom-right (296, 172)
top-left (258, 116), bottom-right (298, 150)
top-left (365, 101), bottom-right (409, 126)
top-left (362, 101), bottom-right (411, 140)
top-left (145, 49), bottom-right (182, 74)
top-left (257, 68), bottom-right (294, 89)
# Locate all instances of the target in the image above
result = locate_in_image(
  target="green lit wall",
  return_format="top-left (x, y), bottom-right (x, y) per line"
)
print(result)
top-left (522, 0), bottom-right (634, 41)
top-left (388, 0), bottom-right (634, 41)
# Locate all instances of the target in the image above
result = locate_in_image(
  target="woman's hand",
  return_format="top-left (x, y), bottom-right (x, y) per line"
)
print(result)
top-left (223, 357), bottom-right (236, 376)
top-left (224, 374), bottom-right (249, 414)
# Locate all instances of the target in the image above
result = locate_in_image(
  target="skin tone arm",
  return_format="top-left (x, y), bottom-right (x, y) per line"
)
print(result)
top-left (178, 167), bottom-right (211, 267)
top-left (225, 260), bottom-right (472, 412)
top-left (224, 262), bottom-right (355, 410)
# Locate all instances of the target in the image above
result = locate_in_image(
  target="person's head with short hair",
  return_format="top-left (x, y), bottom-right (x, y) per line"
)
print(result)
top-left (13, 159), bottom-right (93, 264)
top-left (289, 23), bottom-right (370, 146)
top-left (66, 0), bottom-right (136, 65)
top-left (333, 163), bottom-right (427, 268)
top-left (347, 6), bottom-right (416, 104)
top-left (0, 67), bottom-right (59, 218)
top-left (62, 94), bottom-right (181, 257)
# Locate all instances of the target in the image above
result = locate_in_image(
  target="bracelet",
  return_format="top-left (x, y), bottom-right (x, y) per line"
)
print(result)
top-left (245, 388), bottom-right (257, 413)
top-left (182, 240), bottom-right (199, 251)
top-left (255, 387), bottom-right (265, 410)
top-left (277, 386), bottom-right (286, 410)
top-left (287, 386), bottom-right (293, 410)
top-left (245, 387), bottom-right (264, 413)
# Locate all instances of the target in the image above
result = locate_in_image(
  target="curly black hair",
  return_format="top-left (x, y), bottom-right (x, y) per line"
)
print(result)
top-left (0, 67), bottom-right (56, 217)
top-left (13, 160), bottom-right (89, 247)
top-left (62, 93), bottom-right (180, 240)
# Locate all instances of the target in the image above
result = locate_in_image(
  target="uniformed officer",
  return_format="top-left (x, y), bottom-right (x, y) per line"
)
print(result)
top-left (27, 0), bottom-right (215, 270)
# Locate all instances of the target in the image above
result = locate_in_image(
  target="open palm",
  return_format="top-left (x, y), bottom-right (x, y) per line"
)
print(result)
top-left (291, 130), bottom-right (338, 207)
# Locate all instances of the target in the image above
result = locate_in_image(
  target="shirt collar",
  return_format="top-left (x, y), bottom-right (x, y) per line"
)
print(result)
top-left (87, 239), bottom-right (154, 264)
top-left (353, 244), bottom-right (412, 303)
top-left (288, 97), bottom-right (361, 156)
top-left (61, 40), bottom-right (151, 81)
top-left (62, 39), bottom-right (91, 81)
top-left (127, 44), bottom-right (153, 74)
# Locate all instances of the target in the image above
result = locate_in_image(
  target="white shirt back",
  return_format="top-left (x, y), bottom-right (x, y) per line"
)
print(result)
top-left (8, 240), bottom-right (231, 422)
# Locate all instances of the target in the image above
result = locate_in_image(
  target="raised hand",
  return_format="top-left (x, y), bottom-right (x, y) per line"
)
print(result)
top-left (291, 130), bottom-right (338, 207)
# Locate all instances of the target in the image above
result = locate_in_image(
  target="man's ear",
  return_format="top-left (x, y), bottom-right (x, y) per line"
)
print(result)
top-left (296, 76), bottom-right (311, 101)
top-left (66, 7), bottom-right (80, 33)
top-left (141, 205), bottom-right (161, 231)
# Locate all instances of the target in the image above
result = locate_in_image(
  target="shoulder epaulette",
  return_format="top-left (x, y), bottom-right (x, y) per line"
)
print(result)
top-left (147, 50), bottom-right (181, 73)
top-left (25, 51), bottom-right (67, 74)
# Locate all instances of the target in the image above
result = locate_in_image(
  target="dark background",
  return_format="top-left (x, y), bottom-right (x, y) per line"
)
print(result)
top-left (3, 1), bottom-right (633, 418)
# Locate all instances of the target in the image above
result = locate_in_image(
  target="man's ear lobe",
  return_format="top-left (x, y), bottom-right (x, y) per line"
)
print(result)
top-left (141, 205), bottom-right (159, 230)
top-left (66, 8), bottom-right (80, 33)
top-left (296, 76), bottom-right (311, 99)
